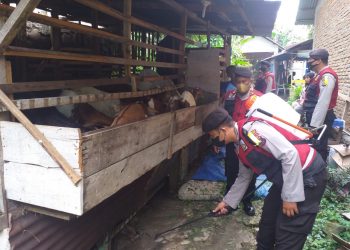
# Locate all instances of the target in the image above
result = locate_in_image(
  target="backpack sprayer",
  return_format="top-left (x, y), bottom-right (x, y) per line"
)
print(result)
top-left (155, 94), bottom-right (328, 239)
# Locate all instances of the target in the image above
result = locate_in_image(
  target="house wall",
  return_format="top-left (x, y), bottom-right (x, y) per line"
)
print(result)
top-left (313, 0), bottom-right (350, 126)
top-left (241, 36), bottom-right (279, 55)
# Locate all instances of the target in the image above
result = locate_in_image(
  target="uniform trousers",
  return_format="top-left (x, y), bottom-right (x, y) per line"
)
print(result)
top-left (305, 109), bottom-right (335, 161)
top-left (256, 168), bottom-right (328, 250)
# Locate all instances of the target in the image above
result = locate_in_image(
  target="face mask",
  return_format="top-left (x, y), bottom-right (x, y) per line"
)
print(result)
top-left (212, 130), bottom-right (226, 147)
top-left (236, 83), bottom-right (251, 94)
top-left (307, 60), bottom-right (317, 70)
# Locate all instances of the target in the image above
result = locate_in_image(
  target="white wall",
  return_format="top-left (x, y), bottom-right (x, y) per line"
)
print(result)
top-left (241, 36), bottom-right (279, 55)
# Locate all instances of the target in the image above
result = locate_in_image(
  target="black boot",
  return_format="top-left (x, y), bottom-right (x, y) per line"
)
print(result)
top-left (243, 201), bottom-right (255, 216)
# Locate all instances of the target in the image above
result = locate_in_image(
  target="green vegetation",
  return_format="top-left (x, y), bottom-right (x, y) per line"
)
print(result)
top-left (230, 36), bottom-right (253, 67)
top-left (304, 167), bottom-right (350, 250)
top-left (287, 83), bottom-right (303, 104)
top-left (186, 34), bottom-right (252, 66)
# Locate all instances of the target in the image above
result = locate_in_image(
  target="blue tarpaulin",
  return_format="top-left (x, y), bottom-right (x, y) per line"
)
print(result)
top-left (192, 148), bottom-right (226, 181)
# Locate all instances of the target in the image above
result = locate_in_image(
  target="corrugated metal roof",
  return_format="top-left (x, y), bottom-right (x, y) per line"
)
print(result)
top-left (144, 0), bottom-right (282, 36)
top-left (295, 0), bottom-right (318, 25)
top-left (264, 39), bottom-right (313, 61)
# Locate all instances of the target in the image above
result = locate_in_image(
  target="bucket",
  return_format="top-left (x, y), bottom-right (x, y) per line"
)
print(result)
top-left (332, 118), bottom-right (345, 129)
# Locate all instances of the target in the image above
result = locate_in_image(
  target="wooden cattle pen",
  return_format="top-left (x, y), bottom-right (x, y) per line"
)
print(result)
top-left (0, 0), bottom-right (281, 249)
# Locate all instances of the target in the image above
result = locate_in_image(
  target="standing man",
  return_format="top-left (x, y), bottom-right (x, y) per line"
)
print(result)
top-left (304, 48), bottom-right (338, 160)
top-left (202, 108), bottom-right (327, 250)
top-left (221, 66), bottom-right (262, 216)
top-left (260, 61), bottom-right (276, 93)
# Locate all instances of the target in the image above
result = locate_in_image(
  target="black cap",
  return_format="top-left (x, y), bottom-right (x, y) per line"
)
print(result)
top-left (226, 65), bottom-right (236, 73)
top-left (260, 61), bottom-right (271, 67)
top-left (309, 49), bottom-right (329, 59)
top-left (202, 108), bottom-right (232, 133)
top-left (234, 66), bottom-right (252, 78)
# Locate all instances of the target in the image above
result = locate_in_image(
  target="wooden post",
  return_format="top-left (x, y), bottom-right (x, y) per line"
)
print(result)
top-left (0, 16), bottom-right (11, 120)
top-left (0, 12), bottom-right (10, 232)
top-left (130, 76), bottom-right (137, 92)
top-left (179, 145), bottom-right (189, 182)
top-left (167, 112), bottom-right (176, 159)
top-left (0, 131), bottom-right (8, 230)
top-left (0, 0), bottom-right (42, 49)
top-left (123, 0), bottom-right (132, 76)
top-left (178, 11), bottom-right (187, 82)
top-left (0, 89), bottom-right (81, 184)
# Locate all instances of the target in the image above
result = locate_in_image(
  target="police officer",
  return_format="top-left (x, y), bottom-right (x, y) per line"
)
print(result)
top-left (260, 61), bottom-right (276, 93)
top-left (202, 108), bottom-right (327, 250)
top-left (304, 48), bottom-right (338, 160)
top-left (221, 67), bottom-right (262, 216)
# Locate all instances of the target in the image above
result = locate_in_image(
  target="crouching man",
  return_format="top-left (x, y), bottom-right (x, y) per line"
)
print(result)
top-left (202, 108), bottom-right (327, 250)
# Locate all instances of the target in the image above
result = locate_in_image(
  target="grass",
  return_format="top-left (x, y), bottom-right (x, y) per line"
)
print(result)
top-left (304, 184), bottom-right (350, 249)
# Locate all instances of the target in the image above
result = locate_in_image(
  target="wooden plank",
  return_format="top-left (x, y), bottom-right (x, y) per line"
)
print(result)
top-left (195, 101), bottom-right (218, 126)
top-left (4, 162), bottom-right (83, 215)
top-left (3, 46), bottom-right (186, 68)
top-left (186, 49), bottom-right (221, 96)
top-left (73, 0), bottom-right (194, 44)
top-left (0, 84), bottom-right (185, 111)
top-left (0, 121), bottom-right (81, 170)
top-left (0, 4), bottom-right (185, 56)
top-left (83, 122), bottom-right (205, 211)
top-left (175, 106), bottom-right (195, 133)
top-left (0, 89), bottom-right (81, 184)
top-left (0, 0), bottom-right (42, 48)
top-left (0, 75), bottom-right (178, 94)
top-left (22, 204), bottom-right (74, 220)
top-left (159, 0), bottom-right (230, 35)
top-left (83, 139), bottom-right (169, 211)
top-left (82, 113), bottom-right (173, 177)
top-left (0, 77), bottom-right (130, 94)
top-left (172, 125), bottom-right (203, 153)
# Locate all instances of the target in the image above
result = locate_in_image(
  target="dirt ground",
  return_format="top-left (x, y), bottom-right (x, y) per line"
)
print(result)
top-left (114, 190), bottom-right (264, 250)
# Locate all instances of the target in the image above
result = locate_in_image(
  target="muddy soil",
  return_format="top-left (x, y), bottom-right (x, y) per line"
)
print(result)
top-left (114, 191), bottom-right (263, 250)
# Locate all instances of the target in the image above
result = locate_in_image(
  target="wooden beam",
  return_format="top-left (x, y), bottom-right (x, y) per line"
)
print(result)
top-left (159, 0), bottom-right (230, 35)
top-left (0, 88), bottom-right (81, 184)
top-left (0, 75), bottom-right (179, 94)
top-left (0, 78), bottom-right (130, 94)
top-left (0, 84), bottom-right (185, 111)
top-left (123, 0), bottom-right (132, 76)
top-left (0, 0), bottom-right (42, 48)
top-left (0, 4), bottom-right (185, 56)
top-left (230, 0), bottom-right (254, 34)
top-left (3, 46), bottom-right (186, 69)
top-left (73, 0), bottom-right (194, 44)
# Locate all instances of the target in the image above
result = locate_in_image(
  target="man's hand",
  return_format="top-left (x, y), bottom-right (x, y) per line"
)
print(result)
top-left (213, 201), bottom-right (229, 215)
top-left (212, 145), bottom-right (220, 154)
top-left (282, 201), bottom-right (299, 217)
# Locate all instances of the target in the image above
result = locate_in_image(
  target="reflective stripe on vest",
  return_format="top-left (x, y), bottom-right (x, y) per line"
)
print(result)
top-left (237, 118), bottom-right (316, 176)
